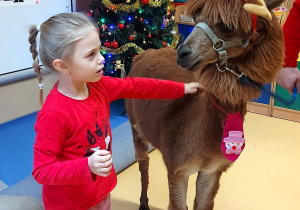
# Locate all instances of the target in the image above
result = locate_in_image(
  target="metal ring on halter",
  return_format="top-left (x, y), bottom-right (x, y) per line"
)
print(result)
top-left (213, 40), bottom-right (229, 65)
top-left (212, 39), bottom-right (225, 52)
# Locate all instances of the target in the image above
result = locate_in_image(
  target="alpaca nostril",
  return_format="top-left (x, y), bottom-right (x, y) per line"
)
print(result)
top-left (177, 45), bottom-right (192, 60)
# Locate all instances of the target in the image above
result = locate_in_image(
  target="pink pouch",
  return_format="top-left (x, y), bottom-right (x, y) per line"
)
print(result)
top-left (221, 113), bottom-right (246, 162)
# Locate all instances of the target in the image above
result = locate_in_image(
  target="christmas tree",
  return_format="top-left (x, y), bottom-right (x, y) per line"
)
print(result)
top-left (89, 0), bottom-right (183, 77)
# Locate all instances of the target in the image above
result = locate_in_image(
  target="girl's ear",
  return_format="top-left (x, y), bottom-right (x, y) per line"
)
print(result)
top-left (53, 59), bottom-right (70, 74)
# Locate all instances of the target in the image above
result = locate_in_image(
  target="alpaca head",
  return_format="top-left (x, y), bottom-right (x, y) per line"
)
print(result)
top-left (177, 0), bottom-right (285, 105)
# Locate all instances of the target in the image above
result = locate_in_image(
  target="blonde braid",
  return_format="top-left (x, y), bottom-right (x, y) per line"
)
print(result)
top-left (29, 25), bottom-right (44, 106)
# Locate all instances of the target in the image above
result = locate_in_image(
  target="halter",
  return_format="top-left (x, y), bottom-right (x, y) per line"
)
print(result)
top-left (195, 22), bottom-right (250, 66)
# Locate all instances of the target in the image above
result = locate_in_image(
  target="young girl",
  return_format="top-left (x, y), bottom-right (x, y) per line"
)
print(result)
top-left (29, 12), bottom-right (200, 210)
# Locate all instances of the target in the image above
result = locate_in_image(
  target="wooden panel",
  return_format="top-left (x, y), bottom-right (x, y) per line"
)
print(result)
top-left (272, 106), bottom-right (300, 122)
top-left (247, 102), bottom-right (271, 116)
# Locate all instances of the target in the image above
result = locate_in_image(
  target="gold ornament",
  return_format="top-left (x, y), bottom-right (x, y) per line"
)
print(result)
top-left (102, 0), bottom-right (163, 13)
top-left (169, 24), bottom-right (180, 48)
top-left (100, 43), bottom-right (144, 55)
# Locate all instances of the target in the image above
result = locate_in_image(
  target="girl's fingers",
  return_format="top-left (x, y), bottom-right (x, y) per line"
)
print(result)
top-left (96, 153), bottom-right (112, 163)
top-left (96, 165), bottom-right (112, 175)
top-left (94, 149), bottom-right (110, 156)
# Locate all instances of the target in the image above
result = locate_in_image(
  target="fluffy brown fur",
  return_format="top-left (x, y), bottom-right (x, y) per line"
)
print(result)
top-left (126, 0), bottom-right (285, 209)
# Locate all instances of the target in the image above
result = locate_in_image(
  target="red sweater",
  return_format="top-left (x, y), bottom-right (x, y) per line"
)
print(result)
top-left (33, 76), bottom-right (185, 210)
top-left (283, 0), bottom-right (300, 67)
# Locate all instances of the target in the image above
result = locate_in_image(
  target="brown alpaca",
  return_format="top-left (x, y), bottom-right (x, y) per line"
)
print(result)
top-left (125, 0), bottom-right (285, 209)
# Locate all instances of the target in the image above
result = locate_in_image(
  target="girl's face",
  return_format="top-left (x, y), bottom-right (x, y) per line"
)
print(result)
top-left (66, 29), bottom-right (105, 83)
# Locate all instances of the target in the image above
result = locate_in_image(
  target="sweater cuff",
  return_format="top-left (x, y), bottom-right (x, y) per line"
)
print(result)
top-left (283, 46), bottom-right (299, 67)
top-left (82, 157), bottom-right (97, 183)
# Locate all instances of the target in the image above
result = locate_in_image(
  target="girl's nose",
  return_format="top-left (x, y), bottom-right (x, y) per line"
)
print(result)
top-left (97, 52), bottom-right (105, 64)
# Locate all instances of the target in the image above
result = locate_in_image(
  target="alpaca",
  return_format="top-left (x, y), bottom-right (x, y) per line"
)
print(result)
top-left (125, 0), bottom-right (285, 209)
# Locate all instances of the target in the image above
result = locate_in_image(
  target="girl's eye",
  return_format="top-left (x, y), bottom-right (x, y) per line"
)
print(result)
top-left (89, 52), bottom-right (95, 57)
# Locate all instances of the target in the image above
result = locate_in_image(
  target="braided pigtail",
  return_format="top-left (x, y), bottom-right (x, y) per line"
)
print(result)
top-left (29, 25), bottom-right (44, 106)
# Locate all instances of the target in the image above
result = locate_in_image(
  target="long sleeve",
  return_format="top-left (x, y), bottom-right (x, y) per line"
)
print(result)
top-left (32, 109), bottom-right (93, 185)
top-left (100, 76), bottom-right (185, 102)
top-left (283, 0), bottom-right (300, 67)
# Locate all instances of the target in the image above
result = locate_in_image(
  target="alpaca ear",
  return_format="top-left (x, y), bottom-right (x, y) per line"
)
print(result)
top-left (244, 0), bottom-right (272, 20)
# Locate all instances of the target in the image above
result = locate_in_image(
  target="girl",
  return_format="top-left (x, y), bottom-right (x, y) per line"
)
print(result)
top-left (29, 12), bottom-right (200, 210)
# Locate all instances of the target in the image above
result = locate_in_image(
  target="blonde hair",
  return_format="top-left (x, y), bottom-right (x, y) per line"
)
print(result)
top-left (28, 12), bottom-right (98, 106)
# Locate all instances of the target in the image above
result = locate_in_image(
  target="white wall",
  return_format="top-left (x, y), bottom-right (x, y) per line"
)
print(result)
top-left (0, 0), bottom-right (79, 124)
top-left (0, 0), bottom-right (72, 77)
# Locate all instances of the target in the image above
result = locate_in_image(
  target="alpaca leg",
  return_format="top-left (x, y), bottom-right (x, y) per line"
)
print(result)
top-left (193, 171), bottom-right (222, 210)
top-left (167, 173), bottom-right (189, 210)
top-left (132, 126), bottom-right (150, 210)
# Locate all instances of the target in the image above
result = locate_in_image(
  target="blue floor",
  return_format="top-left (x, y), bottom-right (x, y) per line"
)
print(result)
top-left (0, 99), bottom-right (127, 187)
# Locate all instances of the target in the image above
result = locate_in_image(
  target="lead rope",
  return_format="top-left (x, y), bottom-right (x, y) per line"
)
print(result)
top-left (239, 75), bottom-right (298, 106)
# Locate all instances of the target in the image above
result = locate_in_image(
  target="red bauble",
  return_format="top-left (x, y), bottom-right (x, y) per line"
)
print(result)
top-left (87, 11), bottom-right (92, 17)
top-left (100, 34), bottom-right (104, 38)
top-left (104, 41), bottom-right (111, 48)
top-left (87, 10), bottom-right (93, 17)
top-left (118, 23), bottom-right (124, 30)
top-left (129, 36), bottom-right (134, 41)
top-left (148, 33), bottom-right (152, 38)
top-left (141, 0), bottom-right (149, 4)
top-left (111, 41), bottom-right (119, 49)
top-left (162, 41), bottom-right (167, 47)
top-left (111, 5), bottom-right (116, 10)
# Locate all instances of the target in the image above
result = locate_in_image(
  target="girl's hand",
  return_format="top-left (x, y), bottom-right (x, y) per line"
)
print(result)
top-left (276, 67), bottom-right (300, 94)
top-left (184, 82), bottom-right (203, 94)
top-left (88, 150), bottom-right (113, 177)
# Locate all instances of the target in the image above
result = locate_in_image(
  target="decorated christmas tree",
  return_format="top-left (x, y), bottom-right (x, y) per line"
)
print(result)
top-left (89, 0), bottom-right (183, 77)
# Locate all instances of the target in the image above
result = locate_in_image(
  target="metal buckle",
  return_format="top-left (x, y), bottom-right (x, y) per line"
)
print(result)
top-left (216, 62), bottom-right (244, 78)
top-left (213, 40), bottom-right (229, 65)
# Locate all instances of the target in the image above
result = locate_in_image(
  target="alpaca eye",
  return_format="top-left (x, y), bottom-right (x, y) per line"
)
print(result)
top-left (221, 24), bottom-right (234, 32)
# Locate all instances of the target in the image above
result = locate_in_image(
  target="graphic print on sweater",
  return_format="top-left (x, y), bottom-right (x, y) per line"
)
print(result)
top-left (84, 112), bottom-right (111, 157)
